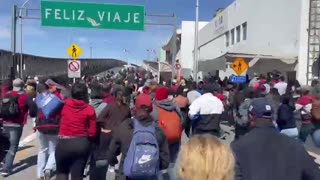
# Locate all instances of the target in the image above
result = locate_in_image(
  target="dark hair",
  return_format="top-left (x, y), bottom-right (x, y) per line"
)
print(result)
top-left (190, 82), bottom-right (197, 90)
top-left (281, 95), bottom-right (291, 104)
top-left (176, 85), bottom-right (184, 96)
top-left (90, 83), bottom-right (103, 99)
top-left (244, 88), bottom-right (254, 99)
top-left (269, 88), bottom-right (280, 96)
top-left (114, 89), bottom-right (125, 98)
top-left (103, 84), bottom-right (112, 93)
top-left (311, 79), bottom-right (319, 87)
top-left (280, 76), bottom-right (285, 82)
top-left (71, 82), bottom-right (88, 102)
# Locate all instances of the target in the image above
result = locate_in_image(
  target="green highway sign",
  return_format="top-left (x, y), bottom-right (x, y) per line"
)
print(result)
top-left (41, 1), bottom-right (145, 31)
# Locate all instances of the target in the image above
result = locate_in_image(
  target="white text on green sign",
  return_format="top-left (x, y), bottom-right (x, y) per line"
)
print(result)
top-left (41, 1), bottom-right (145, 31)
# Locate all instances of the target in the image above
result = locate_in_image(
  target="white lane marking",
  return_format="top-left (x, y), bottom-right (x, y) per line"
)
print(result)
top-left (308, 151), bottom-right (320, 165)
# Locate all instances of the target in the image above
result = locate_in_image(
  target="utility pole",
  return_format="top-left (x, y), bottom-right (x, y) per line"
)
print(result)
top-left (11, 5), bottom-right (17, 79)
top-left (193, 0), bottom-right (199, 81)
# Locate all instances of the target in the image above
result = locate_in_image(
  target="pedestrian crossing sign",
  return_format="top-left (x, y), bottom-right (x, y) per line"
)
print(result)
top-left (67, 43), bottom-right (83, 60)
top-left (231, 58), bottom-right (248, 76)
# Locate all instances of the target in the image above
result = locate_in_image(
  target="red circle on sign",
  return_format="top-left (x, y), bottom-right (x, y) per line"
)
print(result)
top-left (175, 64), bottom-right (181, 70)
top-left (69, 61), bottom-right (80, 72)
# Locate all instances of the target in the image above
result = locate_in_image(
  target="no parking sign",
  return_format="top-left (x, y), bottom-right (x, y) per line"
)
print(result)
top-left (68, 60), bottom-right (81, 78)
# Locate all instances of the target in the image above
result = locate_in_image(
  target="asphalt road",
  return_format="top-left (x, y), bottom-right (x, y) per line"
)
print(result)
top-left (2, 121), bottom-right (320, 180)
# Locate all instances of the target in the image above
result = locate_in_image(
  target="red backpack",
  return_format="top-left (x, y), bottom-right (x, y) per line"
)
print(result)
top-left (156, 106), bottom-right (182, 144)
top-left (311, 98), bottom-right (320, 122)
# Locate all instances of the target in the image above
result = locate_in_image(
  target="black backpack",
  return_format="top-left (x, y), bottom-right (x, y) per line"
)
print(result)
top-left (0, 93), bottom-right (20, 120)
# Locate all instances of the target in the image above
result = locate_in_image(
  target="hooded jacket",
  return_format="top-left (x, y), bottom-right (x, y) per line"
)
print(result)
top-left (151, 99), bottom-right (185, 127)
top-left (59, 99), bottom-right (97, 139)
top-left (107, 116), bottom-right (170, 179)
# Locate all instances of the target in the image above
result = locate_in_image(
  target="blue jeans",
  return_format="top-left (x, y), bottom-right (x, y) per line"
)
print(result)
top-left (168, 143), bottom-right (180, 180)
top-left (312, 128), bottom-right (320, 147)
top-left (37, 132), bottom-right (57, 178)
top-left (280, 128), bottom-right (299, 138)
top-left (2, 126), bottom-right (23, 171)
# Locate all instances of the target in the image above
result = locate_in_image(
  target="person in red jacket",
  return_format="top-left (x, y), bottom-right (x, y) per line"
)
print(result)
top-left (1, 78), bottom-right (37, 176)
top-left (55, 82), bottom-right (97, 180)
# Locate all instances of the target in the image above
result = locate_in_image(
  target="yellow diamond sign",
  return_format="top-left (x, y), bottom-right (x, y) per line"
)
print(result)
top-left (231, 58), bottom-right (248, 76)
top-left (67, 43), bottom-right (83, 60)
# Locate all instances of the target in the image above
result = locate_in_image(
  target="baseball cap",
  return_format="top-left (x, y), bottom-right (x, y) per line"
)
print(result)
top-left (135, 94), bottom-right (153, 111)
top-left (12, 78), bottom-right (24, 91)
top-left (249, 98), bottom-right (273, 119)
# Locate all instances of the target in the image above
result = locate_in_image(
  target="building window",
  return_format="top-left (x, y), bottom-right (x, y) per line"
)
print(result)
top-left (231, 29), bottom-right (235, 45)
top-left (242, 22), bottom-right (247, 40)
top-left (225, 32), bottom-right (230, 47)
top-left (236, 25), bottom-right (241, 43)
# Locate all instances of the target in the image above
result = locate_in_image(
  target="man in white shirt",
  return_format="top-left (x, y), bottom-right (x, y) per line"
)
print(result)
top-left (189, 84), bottom-right (224, 137)
top-left (274, 76), bottom-right (288, 96)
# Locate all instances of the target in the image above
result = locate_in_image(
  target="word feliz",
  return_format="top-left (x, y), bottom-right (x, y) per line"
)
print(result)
top-left (44, 9), bottom-right (142, 23)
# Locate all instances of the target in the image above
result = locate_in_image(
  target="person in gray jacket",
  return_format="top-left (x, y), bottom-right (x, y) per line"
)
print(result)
top-left (150, 87), bottom-right (184, 163)
top-left (88, 83), bottom-right (108, 180)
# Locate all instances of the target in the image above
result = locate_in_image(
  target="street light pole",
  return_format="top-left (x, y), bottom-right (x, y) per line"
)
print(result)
top-left (19, 0), bottom-right (31, 79)
top-left (193, 0), bottom-right (199, 81)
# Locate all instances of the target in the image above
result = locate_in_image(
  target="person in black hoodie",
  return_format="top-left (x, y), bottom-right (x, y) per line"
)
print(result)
top-left (277, 95), bottom-right (298, 138)
top-left (108, 94), bottom-right (170, 180)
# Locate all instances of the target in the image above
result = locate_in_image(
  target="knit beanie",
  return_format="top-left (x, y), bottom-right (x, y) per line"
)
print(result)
top-left (155, 87), bottom-right (168, 101)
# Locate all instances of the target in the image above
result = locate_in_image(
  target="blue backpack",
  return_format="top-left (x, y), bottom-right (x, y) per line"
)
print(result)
top-left (123, 119), bottom-right (160, 178)
top-left (35, 92), bottom-right (64, 119)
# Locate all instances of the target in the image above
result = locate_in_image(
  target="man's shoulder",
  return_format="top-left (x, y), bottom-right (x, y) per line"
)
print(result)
top-left (232, 130), bottom-right (302, 151)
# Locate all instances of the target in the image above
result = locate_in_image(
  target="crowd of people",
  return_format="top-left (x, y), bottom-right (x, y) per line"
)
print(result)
top-left (0, 70), bottom-right (320, 180)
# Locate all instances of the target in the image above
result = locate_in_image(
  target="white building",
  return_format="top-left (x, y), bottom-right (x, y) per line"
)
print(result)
top-left (197, 0), bottom-right (312, 84)
top-left (163, 21), bottom-right (208, 78)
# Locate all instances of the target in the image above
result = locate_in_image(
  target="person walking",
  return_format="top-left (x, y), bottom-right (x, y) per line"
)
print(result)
top-left (108, 94), bottom-right (170, 180)
top-left (232, 98), bottom-right (320, 180)
top-left (35, 79), bottom-right (65, 180)
top-left (0, 78), bottom-right (37, 176)
top-left (277, 95), bottom-right (298, 138)
top-left (55, 82), bottom-right (97, 180)
top-left (296, 86), bottom-right (314, 143)
top-left (189, 84), bottom-right (224, 137)
top-left (88, 83), bottom-right (109, 180)
top-left (151, 87), bottom-right (184, 164)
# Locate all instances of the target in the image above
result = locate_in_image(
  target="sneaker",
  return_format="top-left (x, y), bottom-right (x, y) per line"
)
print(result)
top-left (108, 166), bottom-right (115, 173)
top-left (0, 169), bottom-right (10, 177)
top-left (44, 170), bottom-right (50, 180)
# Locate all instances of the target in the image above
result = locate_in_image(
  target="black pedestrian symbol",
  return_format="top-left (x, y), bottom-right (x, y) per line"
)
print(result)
top-left (238, 62), bottom-right (242, 71)
top-left (72, 45), bottom-right (77, 57)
